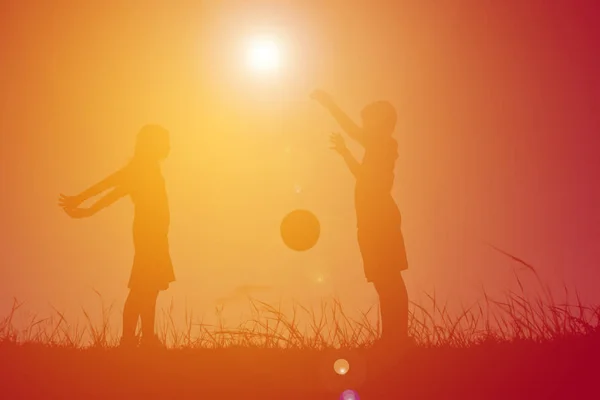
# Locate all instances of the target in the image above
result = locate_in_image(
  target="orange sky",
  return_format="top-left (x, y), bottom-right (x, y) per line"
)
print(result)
top-left (1, 1), bottom-right (599, 328)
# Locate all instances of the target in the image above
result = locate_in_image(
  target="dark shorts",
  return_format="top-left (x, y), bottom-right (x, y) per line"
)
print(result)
top-left (357, 226), bottom-right (408, 283)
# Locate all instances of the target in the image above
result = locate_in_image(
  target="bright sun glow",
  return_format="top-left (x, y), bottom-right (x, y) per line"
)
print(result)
top-left (246, 36), bottom-right (281, 72)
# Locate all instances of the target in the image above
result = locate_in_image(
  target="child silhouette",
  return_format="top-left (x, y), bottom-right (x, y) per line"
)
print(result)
top-left (312, 89), bottom-right (410, 349)
top-left (59, 124), bottom-right (174, 348)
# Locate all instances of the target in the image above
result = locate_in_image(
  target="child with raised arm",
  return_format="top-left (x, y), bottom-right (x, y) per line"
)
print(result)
top-left (311, 89), bottom-right (410, 349)
top-left (59, 124), bottom-right (174, 348)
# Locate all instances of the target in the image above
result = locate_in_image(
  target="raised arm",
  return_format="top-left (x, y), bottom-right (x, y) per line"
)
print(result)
top-left (340, 150), bottom-right (361, 178)
top-left (330, 132), bottom-right (361, 179)
top-left (311, 90), bottom-right (367, 146)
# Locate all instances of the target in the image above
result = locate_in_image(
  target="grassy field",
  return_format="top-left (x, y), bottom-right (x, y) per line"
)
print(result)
top-left (1, 257), bottom-right (599, 399)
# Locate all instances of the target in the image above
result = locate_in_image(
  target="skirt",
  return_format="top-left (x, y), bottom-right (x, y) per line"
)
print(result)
top-left (128, 231), bottom-right (175, 291)
top-left (357, 226), bottom-right (408, 283)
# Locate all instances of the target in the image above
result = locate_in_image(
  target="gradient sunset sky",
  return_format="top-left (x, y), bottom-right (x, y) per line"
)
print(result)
top-left (1, 1), bottom-right (598, 327)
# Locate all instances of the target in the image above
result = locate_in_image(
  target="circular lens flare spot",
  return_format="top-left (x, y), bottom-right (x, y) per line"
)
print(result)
top-left (340, 389), bottom-right (360, 400)
top-left (334, 359), bottom-right (350, 375)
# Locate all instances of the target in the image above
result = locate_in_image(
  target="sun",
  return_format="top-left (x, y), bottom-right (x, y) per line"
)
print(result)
top-left (246, 35), bottom-right (281, 73)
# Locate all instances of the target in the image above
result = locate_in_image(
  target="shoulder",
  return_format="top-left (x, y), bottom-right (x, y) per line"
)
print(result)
top-left (119, 163), bottom-right (143, 188)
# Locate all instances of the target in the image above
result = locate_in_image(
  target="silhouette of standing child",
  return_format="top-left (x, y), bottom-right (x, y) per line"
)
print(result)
top-left (59, 124), bottom-right (174, 348)
top-left (311, 90), bottom-right (410, 349)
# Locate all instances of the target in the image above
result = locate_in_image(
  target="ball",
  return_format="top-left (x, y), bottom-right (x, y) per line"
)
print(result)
top-left (280, 209), bottom-right (320, 251)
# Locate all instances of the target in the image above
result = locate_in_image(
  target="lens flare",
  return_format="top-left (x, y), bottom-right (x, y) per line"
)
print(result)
top-left (340, 389), bottom-right (360, 400)
top-left (334, 359), bottom-right (350, 375)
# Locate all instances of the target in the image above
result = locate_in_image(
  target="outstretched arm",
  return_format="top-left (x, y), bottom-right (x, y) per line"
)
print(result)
top-left (78, 168), bottom-right (128, 202)
top-left (59, 167), bottom-right (129, 209)
top-left (63, 185), bottom-right (129, 219)
top-left (311, 90), bottom-right (367, 146)
top-left (87, 186), bottom-right (129, 215)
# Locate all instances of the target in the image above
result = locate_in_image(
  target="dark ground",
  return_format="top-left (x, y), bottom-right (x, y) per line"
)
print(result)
top-left (1, 335), bottom-right (599, 400)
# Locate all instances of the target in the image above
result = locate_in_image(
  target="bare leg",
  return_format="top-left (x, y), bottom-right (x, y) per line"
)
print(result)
top-left (396, 274), bottom-right (409, 339)
top-left (374, 273), bottom-right (409, 343)
top-left (122, 290), bottom-right (142, 344)
top-left (140, 290), bottom-right (159, 339)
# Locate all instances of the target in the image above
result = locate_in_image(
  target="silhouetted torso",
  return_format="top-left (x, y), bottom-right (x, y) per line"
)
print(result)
top-left (128, 162), bottom-right (170, 237)
top-left (355, 137), bottom-right (401, 230)
top-left (124, 160), bottom-right (174, 291)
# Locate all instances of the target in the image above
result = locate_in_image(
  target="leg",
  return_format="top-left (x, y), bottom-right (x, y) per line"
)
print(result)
top-left (140, 290), bottom-right (159, 339)
top-left (122, 289), bottom-right (142, 343)
top-left (374, 272), bottom-right (409, 343)
top-left (395, 273), bottom-right (409, 340)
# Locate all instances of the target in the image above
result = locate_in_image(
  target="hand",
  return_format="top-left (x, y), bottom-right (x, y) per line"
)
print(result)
top-left (58, 194), bottom-right (84, 209)
top-left (310, 89), bottom-right (334, 107)
top-left (61, 206), bottom-right (93, 219)
top-left (329, 132), bottom-right (349, 156)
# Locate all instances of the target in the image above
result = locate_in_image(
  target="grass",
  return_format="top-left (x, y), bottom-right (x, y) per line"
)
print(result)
top-left (1, 252), bottom-right (599, 399)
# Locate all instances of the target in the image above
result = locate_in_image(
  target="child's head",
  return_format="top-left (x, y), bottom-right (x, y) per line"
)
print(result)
top-left (134, 124), bottom-right (170, 162)
top-left (361, 101), bottom-right (397, 137)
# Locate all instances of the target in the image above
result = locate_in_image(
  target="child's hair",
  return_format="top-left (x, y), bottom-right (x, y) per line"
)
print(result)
top-left (133, 124), bottom-right (170, 161)
top-left (361, 101), bottom-right (397, 135)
